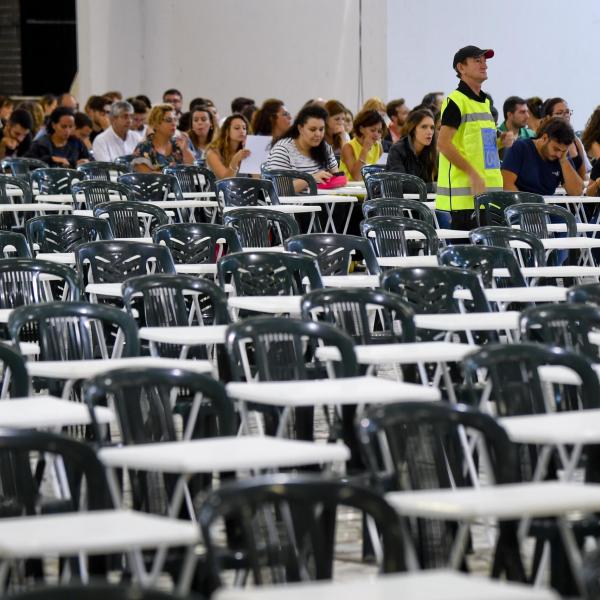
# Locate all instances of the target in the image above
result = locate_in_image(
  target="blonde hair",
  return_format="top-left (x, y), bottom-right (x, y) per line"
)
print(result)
top-left (361, 97), bottom-right (386, 114)
top-left (148, 103), bottom-right (176, 130)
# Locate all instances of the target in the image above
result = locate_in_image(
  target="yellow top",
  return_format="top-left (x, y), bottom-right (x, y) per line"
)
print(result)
top-left (340, 137), bottom-right (383, 180)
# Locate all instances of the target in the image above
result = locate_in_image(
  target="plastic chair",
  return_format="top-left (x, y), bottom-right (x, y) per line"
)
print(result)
top-left (26, 215), bottom-right (113, 253)
top-left (4, 585), bottom-right (196, 600)
top-left (567, 282), bottom-right (600, 306)
top-left (365, 172), bottom-right (428, 202)
top-left (357, 401), bottom-right (523, 576)
top-left (77, 161), bottom-right (128, 181)
top-left (0, 175), bottom-right (33, 230)
top-left (469, 226), bottom-right (547, 268)
top-left (76, 240), bottom-right (175, 284)
top-left (71, 180), bottom-right (132, 211)
top-left (94, 201), bottom-right (169, 238)
top-left (286, 233), bottom-right (380, 275)
top-left (0, 341), bottom-right (30, 397)
top-left (438, 245), bottom-right (526, 288)
top-left (114, 154), bottom-right (135, 171)
top-left (164, 164), bottom-right (216, 193)
top-left (218, 251), bottom-right (322, 296)
top-left (360, 216), bottom-right (439, 257)
top-left (0, 231), bottom-right (31, 258)
top-left (152, 222), bottom-right (242, 264)
top-left (1, 157), bottom-right (47, 181)
top-left (118, 172), bottom-right (183, 202)
top-left (262, 168), bottom-right (317, 196)
top-left (198, 473), bottom-right (406, 593)
top-left (30, 168), bottom-right (80, 195)
top-left (224, 208), bottom-right (299, 247)
top-left (474, 191), bottom-right (544, 227)
top-left (360, 164), bottom-right (386, 185)
top-left (216, 177), bottom-right (279, 207)
top-left (361, 197), bottom-right (435, 227)
top-left (301, 288), bottom-right (416, 344)
top-left (505, 202), bottom-right (577, 239)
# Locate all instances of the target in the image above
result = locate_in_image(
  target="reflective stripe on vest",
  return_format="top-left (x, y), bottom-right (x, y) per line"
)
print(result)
top-left (436, 89), bottom-right (503, 212)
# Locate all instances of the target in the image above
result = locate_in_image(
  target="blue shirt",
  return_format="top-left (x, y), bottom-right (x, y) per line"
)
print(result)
top-left (502, 138), bottom-right (570, 196)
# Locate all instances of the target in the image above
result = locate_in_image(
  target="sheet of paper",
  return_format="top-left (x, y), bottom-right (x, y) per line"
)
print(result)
top-left (377, 152), bottom-right (388, 166)
top-left (240, 135), bottom-right (273, 175)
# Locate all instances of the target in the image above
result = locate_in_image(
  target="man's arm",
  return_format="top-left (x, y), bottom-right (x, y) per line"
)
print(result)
top-left (560, 156), bottom-right (584, 196)
top-left (502, 169), bottom-right (518, 191)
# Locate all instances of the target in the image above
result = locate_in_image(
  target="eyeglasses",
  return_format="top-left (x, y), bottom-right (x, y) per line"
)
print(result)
top-left (162, 117), bottom-right (179, 124)
top-left (553, 110), bottom-right (573, 117)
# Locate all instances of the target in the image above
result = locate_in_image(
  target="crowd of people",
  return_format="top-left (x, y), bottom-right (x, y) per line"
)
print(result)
top-left (1, 86), bottom-right (600, 204)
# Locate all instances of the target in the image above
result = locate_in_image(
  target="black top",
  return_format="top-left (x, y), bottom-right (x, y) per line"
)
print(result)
top-left (386, 135), bottom-right (434, 184)
top-left (0, 127), bottom-right (32, 157)
top-left (440, 80), bottom-right (492, 129)
top-left (24, 134), bottom-right (89, 168)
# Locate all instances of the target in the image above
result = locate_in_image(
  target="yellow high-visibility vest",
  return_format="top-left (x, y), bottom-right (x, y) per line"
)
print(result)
top-left (435, 89), bottom-right (503, 211)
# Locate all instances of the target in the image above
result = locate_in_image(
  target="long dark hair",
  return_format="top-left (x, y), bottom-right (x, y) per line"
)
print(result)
top-left (401, 108), bottom-right (437, 180)
top-left (542, 97), bottom-right (566, 118)
top-left (251, 98), bottom-right (284, 136)
top-left (582, 106), bottom-right (600, 153)
top-left (278, 105), bottom-right (330, 167)
top-left (47, 106), bottom-right (75, 135)
top-left (188, 105), bottom-right (218, 148)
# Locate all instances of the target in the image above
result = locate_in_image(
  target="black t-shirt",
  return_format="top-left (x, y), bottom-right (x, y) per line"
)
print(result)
top-left (24, 134), bottom-right (89, 168)
top-left (0, 127), bottom-right (32, 157)
top-left (440, 80), bottom-right (493, 129)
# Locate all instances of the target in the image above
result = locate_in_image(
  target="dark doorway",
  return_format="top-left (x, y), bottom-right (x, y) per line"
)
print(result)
top-left (20, 0), bottom-right (77, 95)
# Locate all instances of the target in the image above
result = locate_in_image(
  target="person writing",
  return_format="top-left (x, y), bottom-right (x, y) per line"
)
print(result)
top-left (339, 109), bottom-right (385, 181)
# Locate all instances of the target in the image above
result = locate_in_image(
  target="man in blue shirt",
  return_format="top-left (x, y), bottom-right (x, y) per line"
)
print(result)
top-left (502, 117), bottom-right (583, 196)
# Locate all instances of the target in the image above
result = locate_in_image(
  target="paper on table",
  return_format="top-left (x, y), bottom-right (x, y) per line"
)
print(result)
top-left (240, 135), bottom-right (273, 175)
top-left (377, 152), bottom-right (388, 165)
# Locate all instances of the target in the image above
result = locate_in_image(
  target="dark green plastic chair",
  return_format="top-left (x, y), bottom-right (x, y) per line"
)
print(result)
top-left (469, 225), bottom-right (546, 268)
top-left (26, 215), bottom-right (113, 253)
top-left (365, 172), bottom-right (427, 202)
top-left (301, 288), bottom-right (416, 344)
top-left (1, 157), bottom-right (47, 181)
top-left (474, 191), bottom-right (544, 227)
top-left (262, 168), bottom-right (317, 196)
top-left (360, 164), bottom-right (386, 184)
top-left (0, 341), bottom-right (30, 397)
top-left (505, 202), bottom-right (577, 238)
top-left (76, 161), bottom-right (128, 181)
top-left (118, 172), bottom-right (183, 202)
top-left (0, 231), bottom-right (31, 258)
top-left (94, 201), bottom-right (169, 238)
top-left (286, 233), bottom-right (380, 275)
top-left (361, 216), bottom-right (439, 257)
top-left (0, 174), bottom-right (33, 230)
top-left (114, 154), bottom-right (134, 172)
top-left (164, 164), bottom-right (216, 193)
top-left (361, 197), bottom-right (435, 227)
top-left (216, 177), bottom-right (279, 207)
top-left (567, 283), bottom-right (600, 306)
top-left (71, 180), bottom-right (132, 211)
top-left (224, 208), bottom-right (299, 247)
top-left (438, 245), bottom-right (526, 288)
top-left (152, 222), bottom-right (241, 264)
top-left (30, 168), bottom-right (80, 194)
top-left (218, 251), bottom-right (322, 296)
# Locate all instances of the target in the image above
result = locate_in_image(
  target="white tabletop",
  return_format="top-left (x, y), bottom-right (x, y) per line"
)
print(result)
top-left (538, 364), bottom-right (600, 386)
top-left (316, 342), bottom-right (477, 365)
top-left (214, 570), bottom-right (558, 600)
top-left (222, 205), bottom-right (321, 214)
top-left (86, 282), bottom-right (124, 297)
top-left (35, 252), bottom-right (75, 265)
top-left (387, 481), bottom-right (600, 520)
top-left (321, 274), bottom-right (380, 288)
top-left (316, 186), bottom-right (366, 196)
top-left (511, 237), bottom-right (600, 250)
top-left (414, 311), bottom-right (520, 331)
top-left (145, 199), bottom-right (218, 209)
top-left (227, 295), bottom-right (302, 315)
top-left (0, 203), bottom-right (72, 212)
top-left (0, 308), bottom-right (13, 323)
top-left (27, 356), bottom-right (213, 380)
top-left (500, 409), bottom-right (600, 445)
top-left (377, 255), bottom-right (438, 268)
top-left (544, 195), bottom-right (600, 204)
top-left (173, 263), bottom-right (218, 274)
top-left (138, 324), bottom-right (228, 345)
top-left (0, 509), bottom-right (199, 557)
top-left (99, 436), bottom-right (349, 473)
top-left (279, 195), bottom-right (358, 204)
top-left (454, 286), bottom-right (568, 303)
top-left (34, 193), bottom-right (74, 203)
top-left (226, 376), bottom-right (440, 407)
top-left (405, 229), bottom-right (470, 240)
top-left (175, 191), bottom-right (216, 199)
top-left (0, 396), bottom-right (113, 428)
top-left (497, 266), bottom-right (600, 279)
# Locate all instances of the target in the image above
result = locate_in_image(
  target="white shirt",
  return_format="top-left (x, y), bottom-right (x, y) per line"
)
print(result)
top-left (92, 126), bottom-right (140, 162)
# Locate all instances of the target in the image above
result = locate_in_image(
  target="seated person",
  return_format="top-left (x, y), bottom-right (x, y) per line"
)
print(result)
top-left (251, 98), bottom-right (292, 143)
top-left (205, 113), bottom-right (250, 179)
top-left (0, 108), bottom-right (33, 159)
top-left (265, 104), bottom-right (338, 192)
top-left (93, 101), bottom-right (140, 162)
top-left (25, 107), bottom-right (89, 167)
top-left (73, 112), bottom-right (93, 153)
top-left (582, 106), bottom-right (600, 162)
top-left (339, 109), bottom-right (385, 181)
top-left (497, 96), bottom-right (536, 159)
top-left (187, 105), bottom-right (218, 165)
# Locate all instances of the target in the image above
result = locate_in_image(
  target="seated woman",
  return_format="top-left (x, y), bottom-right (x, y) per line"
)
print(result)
top-left (324, 99), bottom-right (348, 163)
top-left (339, 109), bottom-right (385, 181)
top-left (25, 106), bottom-right (89, 167)
top-left (582, 106), bottom-right (600, 162)
top-left (205, 113), bottom-right (251, 179)
top-left (131, 104), bottom-right (195, 172)
top-left (251, 98), bottom-right (292, 143)
top-left (188, 105), bottom-right (219, 164)
top-left (386, 108), bottom-right (437, 190)
top-left (265, 104), bottom-right (338, 192)
top-left (73, 112), bottom-right (94, 153)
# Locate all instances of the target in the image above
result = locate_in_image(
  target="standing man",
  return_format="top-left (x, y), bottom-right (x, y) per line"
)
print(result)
top-left (92, 101), bottom-right (140, 162)
top-left (436, 46), bottom-right (503, 229)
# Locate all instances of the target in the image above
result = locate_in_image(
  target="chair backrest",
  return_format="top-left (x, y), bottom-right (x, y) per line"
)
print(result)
top-left (0, 174), bottom-right (33, 204)
top-left (152, 222), bottom-right (242, 264)
top-left (0, 258), bottom-right (81, 307)
top-left (361, 197), bottom-right (435, 227)
top-left (469, 225), bottom-right (546, 268)
top-left (381, 266), bottom-right (490, 314)
top-left (0, 341), bottom-right (30, 397)
top-left (301, 288), bottom-right (416, 344)
top-left (198, 474), bottom-right (406, 591)
top-left (505, 202), bottom-right (577, 238)
top-left (365, 172), bottom-right (427, 202)
top-left (567, 283), bottom-right (600, 306)
top-left (216, 177), bottom-right (279, 207)
top-left (94, 201), bottom-right (169, 238)
top-left (76, 240), bottom-right (175, 284)
top-left (520, 303), bottom-right (600, 361)
top-left (8, 301), bottom-right (140, 360)
top-left (1, 157), bottom-right (47, 181)
top-left (218, 251), bottom-right (322, 296)
top-left (26, 215), bottom-right (113, 253)
top-left (360, 164), bottom-right (386, 184)
top-left (71, 179), bottom-right (132, 211)
top-left (30, 168), bottom-right (79, 195)
top-left (262, 169), bottom-right (317, 196)
top-left (474, 191), bottom-right (544, 227)
top-left (163, 164), bottom-right (216, 193)
top-left (360, 216), bottom-right (439, 258)
top-left (118, 172), bottom-right (182, 202)
top-left (286, 233), bottom-right (380, 275)
top-left (0, 231), bottom-right (31, 258)
top-left (76, 161), bottom-right (128, 181)
top-left (224, 208), bottom-right (299, 247)
top-left (437, 244), bottom-right (526, 288)
top-left (226, 316), bottom-right (357, 381)
top-left (114, 154), bottom-right (135, 171)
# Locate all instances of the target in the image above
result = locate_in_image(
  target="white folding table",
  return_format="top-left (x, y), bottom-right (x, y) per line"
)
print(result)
top-left (279, 195), bottom-right (358, 234)
top-left (228, 295), bottom-right (303, 316)
top-left (320, 274), bottom-right (380, 288)
top-left (454, 286), bottom-right (568, 310)
top-left (377, 255), bottom-right (439, 268)
top-left (222, 205), bottom-right (322, 233)
top-left (138, 324), bottom-right (228, 358)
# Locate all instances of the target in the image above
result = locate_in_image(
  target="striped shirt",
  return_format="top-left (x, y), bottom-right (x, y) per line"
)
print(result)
top-left (266, 137), bottom-right (338, 173)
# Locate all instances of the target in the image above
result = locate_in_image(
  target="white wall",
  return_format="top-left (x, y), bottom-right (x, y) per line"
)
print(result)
top-left (386, 0), bottom-right (599, 130)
